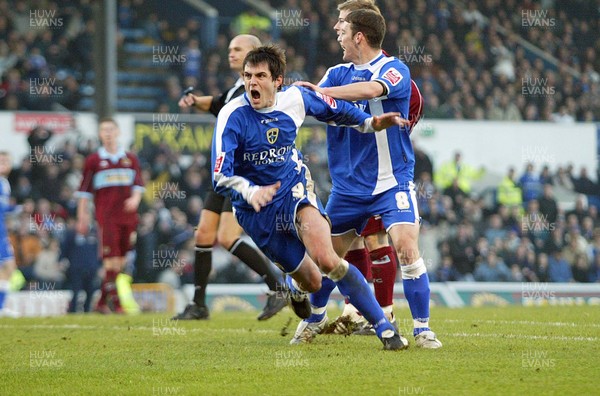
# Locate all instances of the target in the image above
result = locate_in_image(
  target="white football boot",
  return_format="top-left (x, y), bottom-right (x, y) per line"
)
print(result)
top-left (290, 315), bottom-right (329, 345)
top-left (415, 330), bottom-right (443, 349)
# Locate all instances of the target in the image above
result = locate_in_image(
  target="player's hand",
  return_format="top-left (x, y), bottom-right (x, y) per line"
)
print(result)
top-left (372, 112), bottom-right (410, 131)
top-left (293, 81), bottom-right (322, 93)
top-left (124, 195), bottom-right (141, 212)
top-left (250, 181), bottom-right (281, 212)
top-left (178, 94), bottom-right (197, 108)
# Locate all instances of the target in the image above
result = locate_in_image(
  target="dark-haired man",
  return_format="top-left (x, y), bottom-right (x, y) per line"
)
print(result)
top-left (212, 44), bottom-right (409, 350)
top-left (296, 8), bottom-right (442, 348)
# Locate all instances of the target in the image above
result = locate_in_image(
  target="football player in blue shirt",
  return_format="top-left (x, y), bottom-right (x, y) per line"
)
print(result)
top-left (0, 152), bottom-right (17, 317)
top-left (295, 8), bottom-right (442, 348)
top-left (212, 44), bottom-right (409, 350)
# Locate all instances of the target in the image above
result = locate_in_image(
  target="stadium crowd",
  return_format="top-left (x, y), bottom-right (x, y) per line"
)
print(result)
top-left (0, 1), bottom-right (599, 294)
top-left (0, 0), bottom-right (94, 111)
top-left (0, 0), bottom-right (598, 121)
top-left (5, 124), bottom-right (600, 292)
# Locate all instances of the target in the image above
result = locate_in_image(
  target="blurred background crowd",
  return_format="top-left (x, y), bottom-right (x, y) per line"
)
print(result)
top-left (0, 0), bottom-right (599, 293)
top-left (1, 0), bottom-right (598, 120)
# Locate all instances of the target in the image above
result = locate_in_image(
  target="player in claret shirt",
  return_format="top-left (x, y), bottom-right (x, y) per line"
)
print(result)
top-left (76, 118), bottom-right (144, 313)
top-left (212, 44), bottom-right (409, 350)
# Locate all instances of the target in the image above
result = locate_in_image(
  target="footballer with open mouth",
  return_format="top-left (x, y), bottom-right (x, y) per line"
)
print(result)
top-left (244, 63), bottom-right (281, 110)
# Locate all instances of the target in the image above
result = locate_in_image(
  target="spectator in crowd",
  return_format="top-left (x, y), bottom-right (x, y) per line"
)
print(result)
top-left (231, 9), bottom-right (271, 36)
top-left (474, 250), bottom-right (511, 282)
top-left (553, 167), bottom-right (575, 190)
top-left (572, 167), bottom-right (597, 196)
top-left (571, 254), bottom-right (590, 283)
top-left (538, 184), bottom-right (559, 225)
top-left (519, 163), bottom-right (542, 203)
top-left (413, 140), bottom-right (434, 184)
top-left (448, 222), bottom-right (477, 280)
top-left (539, 166), bottom-right (553, 185)
top-left (548, 251), bottom-right (573, 282)
top-left (567, 195), bottom-right (589, 225)
top-left (60, 225), bottom-right (101, 312)
top-left (536, 252), bottom-right (550, 282)
top-left (436, 255), bottom-right (460, 282)
top-left (435, 152), bottom-right (484, 195)
top-left (590, 254), bottom-right (600, 283)
top-left (497, 167), bottom-right (522, 209)
top-left (32, 238), bottom-right (66, 289)
top-left (484, 214), bottom-right (507, 245)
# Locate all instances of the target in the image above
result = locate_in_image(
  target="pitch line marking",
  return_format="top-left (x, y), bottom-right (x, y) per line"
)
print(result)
top-left (0, 324), bottom-right (597, 342)
top-left (441, 319), bottom-right (600, 328)
top-left (449, 332), bottom-right (598, 342)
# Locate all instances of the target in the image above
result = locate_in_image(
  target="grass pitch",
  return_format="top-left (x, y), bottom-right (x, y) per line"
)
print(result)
top-left (1, 305), bottom-right (598, 395)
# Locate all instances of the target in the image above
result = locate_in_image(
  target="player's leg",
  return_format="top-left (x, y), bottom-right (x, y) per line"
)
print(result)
top-left (337, 223), bottom-right (397, 335)
top-left (116, 229), bottom-right (140, 314)
top-left (296, 229), bottom-right (355, 330)
top-left (217, 199), bottom-right (286, 321)
top-left (299, 189), bottom-right (366, 329)
top-left (232, 198), bottom-right (315, 321)
top-left (0, 253), bottom-right (16, 316)
top-left (388, 222), bottom-right (442, 348)
top-left (98, 257), bottom-right (122, 313)
top-left (344, 237), bottom-right (371, 281)
top-left (172, 192), bottom-right (221, 320)
top-left (296, 204), bottom-right (402, 349)
top-left (377, 183), bottom-right (441, 348)
top-left (364, 227), bottom-right (398, 321)
top-left (95, 222), bottom-right (122, 314)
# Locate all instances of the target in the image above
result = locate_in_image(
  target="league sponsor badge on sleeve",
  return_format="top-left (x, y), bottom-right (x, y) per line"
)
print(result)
top-left (315, 92), bottom-right (337, 109)
top-left (381, 67), bottom-right (403, 86)
top-left (214, 152), bottom-right (225, 173)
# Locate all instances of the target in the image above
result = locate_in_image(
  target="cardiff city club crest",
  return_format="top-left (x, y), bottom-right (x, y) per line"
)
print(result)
top-left (266, 128), bottom-right (279, 144)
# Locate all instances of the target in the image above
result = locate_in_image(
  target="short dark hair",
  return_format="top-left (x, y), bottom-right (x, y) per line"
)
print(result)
top-left (243, 44), bottom-right (286, 83)
top-left (345, 9), bottom-right (385, 49)
top-left (98, 117), bottom-right (118, 126)
top-left (337, 0), bottom-right (381, 13)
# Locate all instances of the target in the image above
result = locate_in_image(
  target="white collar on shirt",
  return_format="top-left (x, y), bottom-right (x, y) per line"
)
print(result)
top-left (98, 146), bottom-right (126, 164)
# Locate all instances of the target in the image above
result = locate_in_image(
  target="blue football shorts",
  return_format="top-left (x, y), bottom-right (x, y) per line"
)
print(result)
top-left (326, 181), bottom-right (419, 236)
top-left (0, 237), bottom-right (15, 267)
top-left (234, 167), bottom-right (328, 274)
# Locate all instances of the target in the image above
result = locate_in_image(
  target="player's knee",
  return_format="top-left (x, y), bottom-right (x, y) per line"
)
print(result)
top-left (364, 236), bottom-right (388, 251)
top-left (102, 257), bottom-right (120, 271)
top-left (394, 239), bottom-right (420, 263)
top-left (313, 253), bottom-right (341, 274)
top-left (216, 230), bottom-right (239, 251)
top-left (196, 224), bottom-right (217, 245)
top-left (303, 271), bottom-right (322, 293)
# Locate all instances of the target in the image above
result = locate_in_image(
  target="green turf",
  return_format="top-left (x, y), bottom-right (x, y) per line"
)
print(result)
top-left (1, 306), bottom-right (598, 395)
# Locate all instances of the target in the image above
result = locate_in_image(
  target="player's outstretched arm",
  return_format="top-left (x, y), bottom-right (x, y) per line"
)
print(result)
top-left (299, 86), bottom-right (407, 132)
top-left (295, 80), bottom-right (384, 101)
top-left (179, 94), bottom-right (213, 112)
top-left (370, 113), bottom-right (410, 131)
top-left (179, 87), bottom-right (214, 112)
